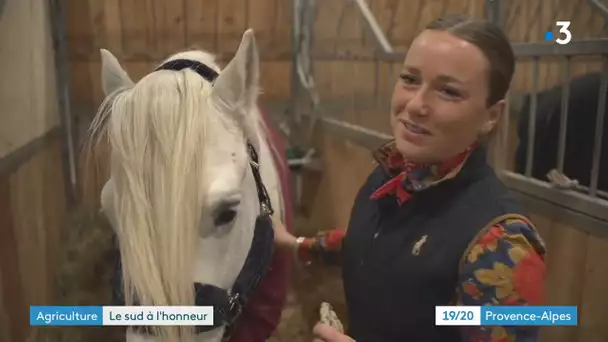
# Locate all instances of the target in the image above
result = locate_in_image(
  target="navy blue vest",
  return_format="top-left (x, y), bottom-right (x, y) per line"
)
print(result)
top-left (341, 146), bottom-right (526, 342)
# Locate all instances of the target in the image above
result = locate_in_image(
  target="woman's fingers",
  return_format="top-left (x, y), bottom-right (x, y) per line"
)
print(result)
top-left (313, 323), bottom-right (354, 342)
top-left (270, 214), bottom-right (298, 251)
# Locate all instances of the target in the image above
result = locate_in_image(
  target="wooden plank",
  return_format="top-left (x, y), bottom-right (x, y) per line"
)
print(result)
top-left (0, 271), bottom-right (10, 342)
top-left (352, 61), bottom-right (378, 129)
top-left (87, 0), bottom-right (105, 52)
top-left (367, 0), bottom-right (395, 48)
top-left (69, 61), bottom-right (93, 110)
top-left (271, 0), bottom-right (291, 54)
top-left (539, 223), bottom-right (588, 342)
top-left (10, 159), bottom-right (50, 310)
top-left (0, 175), bottom-right (27, 342)
top-left (247, 0), bottom-right (275, 51)
top-left (39, 141), bottom-right (69, 292)
top-left (416, 0), bottom-right (445, 34)
top-left (2, 139), bottom-right (67, 342)
top-left (527, 212), bottom-right (553, 253)
top-left (155, 0), bottom-right (186, 56)
top-left (88, 60), bottom-right (104, 108)
top-left (313, 60), bottom-right (334, 101)
top-left (66, 0), bottom-right (93, 56)
top-left (120, 0), bottom-right (156, 55)
top-left (466, 0), bottom-right (485, 19)
top-left (217, 0), bottom-right (246, 54)
top-left (334, 0), bottom-right (365, 56)
top-left (577, 235), bottom-right (608, 342)
top-left (314, 0), bottom-right (344, 55)
top-left (68, 49), bottom-right (291, 63)
top-left (259, 61), bottom-right (291, 100)
top-left (330, 60), bottom-right (355, 123)
top-left (390, 0), bottom-right (417, 50)
top-left (376, 60), bottom-right (395, 102)
top-left (444, 0), bottom-right (469, 19)
top-left (102, 0), bottom-right (124, 54)
top-left (184, 0), bottom-right (218, 51)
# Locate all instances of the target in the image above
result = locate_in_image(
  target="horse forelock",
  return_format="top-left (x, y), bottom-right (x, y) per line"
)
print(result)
top-left (93, 47), bottom-right (273, 342)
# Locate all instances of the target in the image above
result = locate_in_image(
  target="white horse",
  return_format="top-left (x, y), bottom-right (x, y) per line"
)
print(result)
top-left (87, 29), bottom-right (286, 342)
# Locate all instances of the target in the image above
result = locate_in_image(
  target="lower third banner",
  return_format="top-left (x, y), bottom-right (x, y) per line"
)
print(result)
top-left (435, 306), bottom-right (577, 326)
top-left (30, 306), bottom-right (214, 326)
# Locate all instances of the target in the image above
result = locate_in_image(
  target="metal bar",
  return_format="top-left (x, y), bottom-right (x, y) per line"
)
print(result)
top-left (514, 190), bottom-right (608, 239)
top-left (589, 57), bottom-right (608, 196)
top-left (376, 50), bottom-right (404, 61)
top-left (290, 0), bottom-right (302, 125)
top-left (322, 117), bottom-right (392, 150)
top-left (525, 58), bottom-right (540, 177)
top-left (512, 39), bottom-right (608, 57)
top-left (501, 170), bottom-right (608, 222)
top-left (496, 0), bottom-right (506, 28)
top-left (564, 181), bottom-right (608, 201)
top-left (49, 0), bottom-right (78, 207)
top-left (557, 57), bottom-right (570, 173)
top-left (351, 0), bottom-right (394, 54)
top-left (485, 0), bottom-right (505, 28)
top-left (587, 0), bottom-right (608, 24)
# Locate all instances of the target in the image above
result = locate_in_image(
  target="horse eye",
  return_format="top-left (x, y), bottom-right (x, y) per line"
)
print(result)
top-left (214, 209), bottom-right (237, 226)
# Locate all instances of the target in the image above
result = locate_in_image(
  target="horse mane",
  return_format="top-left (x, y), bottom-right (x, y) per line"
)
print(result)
top-left (86, 48), bottom-right (235, 342)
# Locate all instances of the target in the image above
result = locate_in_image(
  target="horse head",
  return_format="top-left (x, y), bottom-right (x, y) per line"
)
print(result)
top-left (88, 29), bottom-right (276, 342)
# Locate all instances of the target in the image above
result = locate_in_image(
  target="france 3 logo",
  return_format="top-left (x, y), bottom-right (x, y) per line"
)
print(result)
top-left (544, 21), bottom-right (572, 45)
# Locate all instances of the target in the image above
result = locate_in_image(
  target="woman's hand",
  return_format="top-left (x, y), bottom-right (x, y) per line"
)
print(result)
top-left (271, 214), bottom-right (297, 252)
top-left (312, 323), bottom-right (355, 342)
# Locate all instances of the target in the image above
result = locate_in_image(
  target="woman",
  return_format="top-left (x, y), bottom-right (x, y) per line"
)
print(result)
top-left (273, 14), bottom-right (547, 342)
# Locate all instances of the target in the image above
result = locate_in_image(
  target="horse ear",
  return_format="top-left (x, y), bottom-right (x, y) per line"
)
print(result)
top-left (100, 49), bottom-right (134, 96)
top-left (212, 29), bottom-right (260, 113)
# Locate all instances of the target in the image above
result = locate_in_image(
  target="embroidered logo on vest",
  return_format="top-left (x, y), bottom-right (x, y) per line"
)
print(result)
top-left (412, 235), bottom-right (428, 256)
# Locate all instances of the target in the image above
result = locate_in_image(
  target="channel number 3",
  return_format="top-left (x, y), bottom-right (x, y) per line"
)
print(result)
top-left (556, 21), bottom-right (572, 45)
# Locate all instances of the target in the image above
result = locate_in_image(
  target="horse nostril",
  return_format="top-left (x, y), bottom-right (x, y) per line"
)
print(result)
top-left (215, 209), bottom-right (237, 226)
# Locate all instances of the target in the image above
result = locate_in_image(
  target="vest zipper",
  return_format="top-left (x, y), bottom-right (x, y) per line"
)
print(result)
top-left (360, 224), bottom-right (383, 267)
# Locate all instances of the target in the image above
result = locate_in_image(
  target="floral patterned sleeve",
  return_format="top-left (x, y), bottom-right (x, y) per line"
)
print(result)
top-left (295, 228), bottom-right (346, 266)
top-left (457, 217), bottom-right (547, 342)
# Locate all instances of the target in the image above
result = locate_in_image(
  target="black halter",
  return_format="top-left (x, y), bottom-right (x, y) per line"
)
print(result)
top-left (110, 59), bottom-right (276, 340)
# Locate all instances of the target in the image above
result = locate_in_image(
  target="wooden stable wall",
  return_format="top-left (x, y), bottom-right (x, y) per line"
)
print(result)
top-left (0, 1), bottom-right (69, 342)
top-left (66, 0), bottom-right (293, 118)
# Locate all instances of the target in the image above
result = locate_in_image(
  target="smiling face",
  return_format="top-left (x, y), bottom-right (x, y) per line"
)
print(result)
top-left (390, 29), bottom-right (506, 163)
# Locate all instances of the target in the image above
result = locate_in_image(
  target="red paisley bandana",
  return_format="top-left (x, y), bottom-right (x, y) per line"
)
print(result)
top-left (370, 142), bottom-right (479, 205)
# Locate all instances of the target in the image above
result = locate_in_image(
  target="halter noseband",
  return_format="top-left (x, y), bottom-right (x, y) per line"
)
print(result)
top-left (111, 58), bottom-right (276, 340)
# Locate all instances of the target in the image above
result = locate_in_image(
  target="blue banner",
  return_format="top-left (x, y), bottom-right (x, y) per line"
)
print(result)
top-left (30, 306), bottom-right (103, 326)
top-left (480, 306), bottom-right (577, 326)
top-left (30, 306), bottom-right (214, 326)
